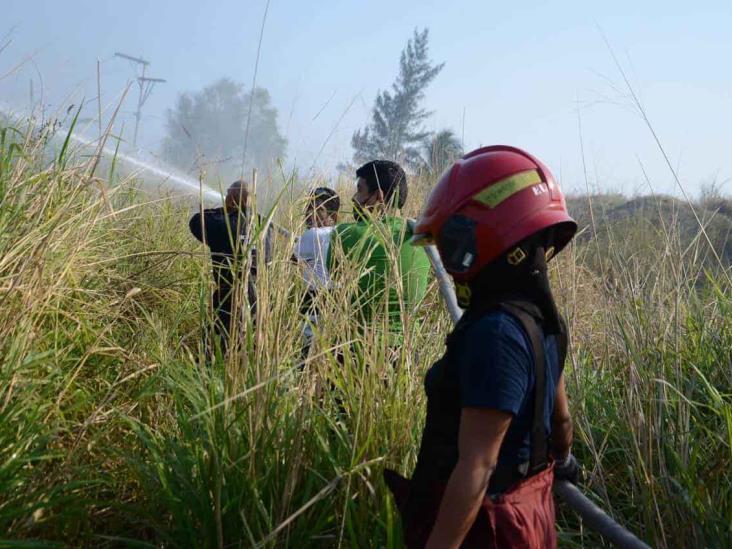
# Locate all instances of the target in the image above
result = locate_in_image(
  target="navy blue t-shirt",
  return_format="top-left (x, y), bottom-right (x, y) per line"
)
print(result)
top-left (423, 309), bottom-right (561, 468)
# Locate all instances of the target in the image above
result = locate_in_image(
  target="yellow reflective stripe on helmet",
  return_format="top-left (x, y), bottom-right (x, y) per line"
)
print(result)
top-left (472, 170), bottom-right (542, 208)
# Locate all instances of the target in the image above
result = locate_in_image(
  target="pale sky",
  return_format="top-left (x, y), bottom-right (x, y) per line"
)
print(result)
top-left (2, 0), bottom-right (731, 196)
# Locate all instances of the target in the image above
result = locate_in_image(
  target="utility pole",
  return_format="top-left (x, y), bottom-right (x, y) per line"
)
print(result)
top-left (114, 52), bottom-right (166, 147)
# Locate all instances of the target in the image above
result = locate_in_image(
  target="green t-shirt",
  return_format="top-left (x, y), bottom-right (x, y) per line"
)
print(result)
top-left (327, 216), bottom-right (430, 336)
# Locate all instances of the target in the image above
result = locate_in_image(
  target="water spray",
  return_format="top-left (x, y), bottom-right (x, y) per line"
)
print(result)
top-left (0, 102), bottom-right (222, 203)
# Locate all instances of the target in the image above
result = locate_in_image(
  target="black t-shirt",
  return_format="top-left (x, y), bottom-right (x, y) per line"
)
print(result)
top-left (189, 207), bottom-right (272, 303)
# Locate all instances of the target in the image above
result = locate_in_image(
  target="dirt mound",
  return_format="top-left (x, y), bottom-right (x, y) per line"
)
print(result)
top-left (566, 194), bottom-right (732, 266)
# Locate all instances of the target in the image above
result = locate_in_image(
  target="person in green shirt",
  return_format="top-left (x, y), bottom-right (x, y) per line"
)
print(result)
top-left (327, 160), bottom-right (430, 340)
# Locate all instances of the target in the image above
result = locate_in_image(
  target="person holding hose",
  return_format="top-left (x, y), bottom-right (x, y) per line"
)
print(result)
top-left (384, 145), bottom-right (580, 548)
top-left (293, 187), bottom-right (340, 363)
top-left (327, 160), bottom-right (430, 346)
top-left (189, 179), bottom-right (272, 355)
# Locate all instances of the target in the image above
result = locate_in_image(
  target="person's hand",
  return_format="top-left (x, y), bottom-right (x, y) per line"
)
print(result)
top-left (554, 453), bottom-right (581, 485)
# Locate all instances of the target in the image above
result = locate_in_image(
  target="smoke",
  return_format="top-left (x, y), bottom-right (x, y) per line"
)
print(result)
top-left (0, 102), bottom-right (223, 203)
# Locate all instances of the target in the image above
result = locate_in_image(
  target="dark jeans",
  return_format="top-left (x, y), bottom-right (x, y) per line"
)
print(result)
top-left (204, 288), bottom-right (255, 360)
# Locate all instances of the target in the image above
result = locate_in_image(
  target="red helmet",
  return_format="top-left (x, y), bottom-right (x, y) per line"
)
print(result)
top-left (413, 145), bottom-right (577, 283)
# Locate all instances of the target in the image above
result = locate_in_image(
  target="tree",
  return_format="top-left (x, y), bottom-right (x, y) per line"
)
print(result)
top-left (418, 129), bottom-right (463, 176)
top-left (161, 78), bottom-right (286, 181)
top-left (351, 28), bottom-right (444, 169)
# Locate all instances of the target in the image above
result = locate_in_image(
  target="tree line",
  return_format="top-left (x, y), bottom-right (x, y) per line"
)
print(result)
top-left (160, 28), bottom-right (461, 181)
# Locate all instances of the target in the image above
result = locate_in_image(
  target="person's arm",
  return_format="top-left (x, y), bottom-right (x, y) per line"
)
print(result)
top-left (404, 246), bottom-right (431, 308)
top-left (189, 211), bottom-right (204, 243)
top-left (325, 226), bottom-right (339, 273)
top-left (189, 207), bottom-right (227, 246)
top-left (425, 408), bottom-right (513, 549)
top-left (550, 373), bottom-right (573, 460)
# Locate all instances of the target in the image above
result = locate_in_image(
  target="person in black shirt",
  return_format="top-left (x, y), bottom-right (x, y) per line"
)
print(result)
top-left (189, 179), bottom-right (272, 355)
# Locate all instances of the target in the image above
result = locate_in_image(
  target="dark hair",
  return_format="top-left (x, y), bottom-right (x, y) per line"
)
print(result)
top-left (310, 186), bottom-right (340, 214)
top-left (355, 160), bottom-right (408, 209)
top-left (229, 179), bottom-right (248, 190)
top-left (228, 179), bottom-right (249, 195)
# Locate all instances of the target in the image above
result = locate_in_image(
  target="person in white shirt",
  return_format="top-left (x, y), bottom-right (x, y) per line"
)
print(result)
top-left (293, 187), bottom-right (340, 364)
top-left (294, 187), bottom-right (340, 290)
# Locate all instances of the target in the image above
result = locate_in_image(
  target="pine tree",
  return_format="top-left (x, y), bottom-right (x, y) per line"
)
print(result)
top-left (351, 28), bottom-right (444, 169)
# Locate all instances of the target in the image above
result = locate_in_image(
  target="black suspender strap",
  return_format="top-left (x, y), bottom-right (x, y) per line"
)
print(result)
top-left (500, 303), bottom-right (549, 474)
top-left (557, 315), bottom-right (568, 375)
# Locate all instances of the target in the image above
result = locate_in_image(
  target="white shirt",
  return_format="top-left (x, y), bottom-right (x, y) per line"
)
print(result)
top-left (294, 226), bottom-right (333, 289)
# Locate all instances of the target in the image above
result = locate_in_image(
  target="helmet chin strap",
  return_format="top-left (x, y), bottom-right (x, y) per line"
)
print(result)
top-left (455, 282), bottom-right (472, 309)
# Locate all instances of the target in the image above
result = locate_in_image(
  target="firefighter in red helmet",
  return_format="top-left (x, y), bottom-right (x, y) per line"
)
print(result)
top-left (384, 146), bottom-right (580, 548)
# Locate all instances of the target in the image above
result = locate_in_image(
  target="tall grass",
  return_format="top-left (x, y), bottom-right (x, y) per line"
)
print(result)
top-left (0, 122), bottom-right (730, 547)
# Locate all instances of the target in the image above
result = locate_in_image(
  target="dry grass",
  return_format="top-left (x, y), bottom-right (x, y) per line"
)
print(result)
top-left (0, 121), bottom-right (730, 547)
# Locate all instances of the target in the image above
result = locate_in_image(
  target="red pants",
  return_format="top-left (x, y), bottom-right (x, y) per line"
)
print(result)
top-left (385, 465), bottom-right (557, 548)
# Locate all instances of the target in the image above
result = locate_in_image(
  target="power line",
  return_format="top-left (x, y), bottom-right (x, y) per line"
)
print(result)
top-left (240, 0), bottom-right (271, 178)
top-left (114, 51), bottom-right (166, 147)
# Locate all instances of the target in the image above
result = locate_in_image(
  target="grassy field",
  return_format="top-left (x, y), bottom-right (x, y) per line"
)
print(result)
top-left (1, 123), bottom-right (731, 548)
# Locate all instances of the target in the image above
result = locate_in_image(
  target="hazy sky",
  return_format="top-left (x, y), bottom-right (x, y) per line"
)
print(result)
top-left (2, 0), bottom-right (731, 196)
